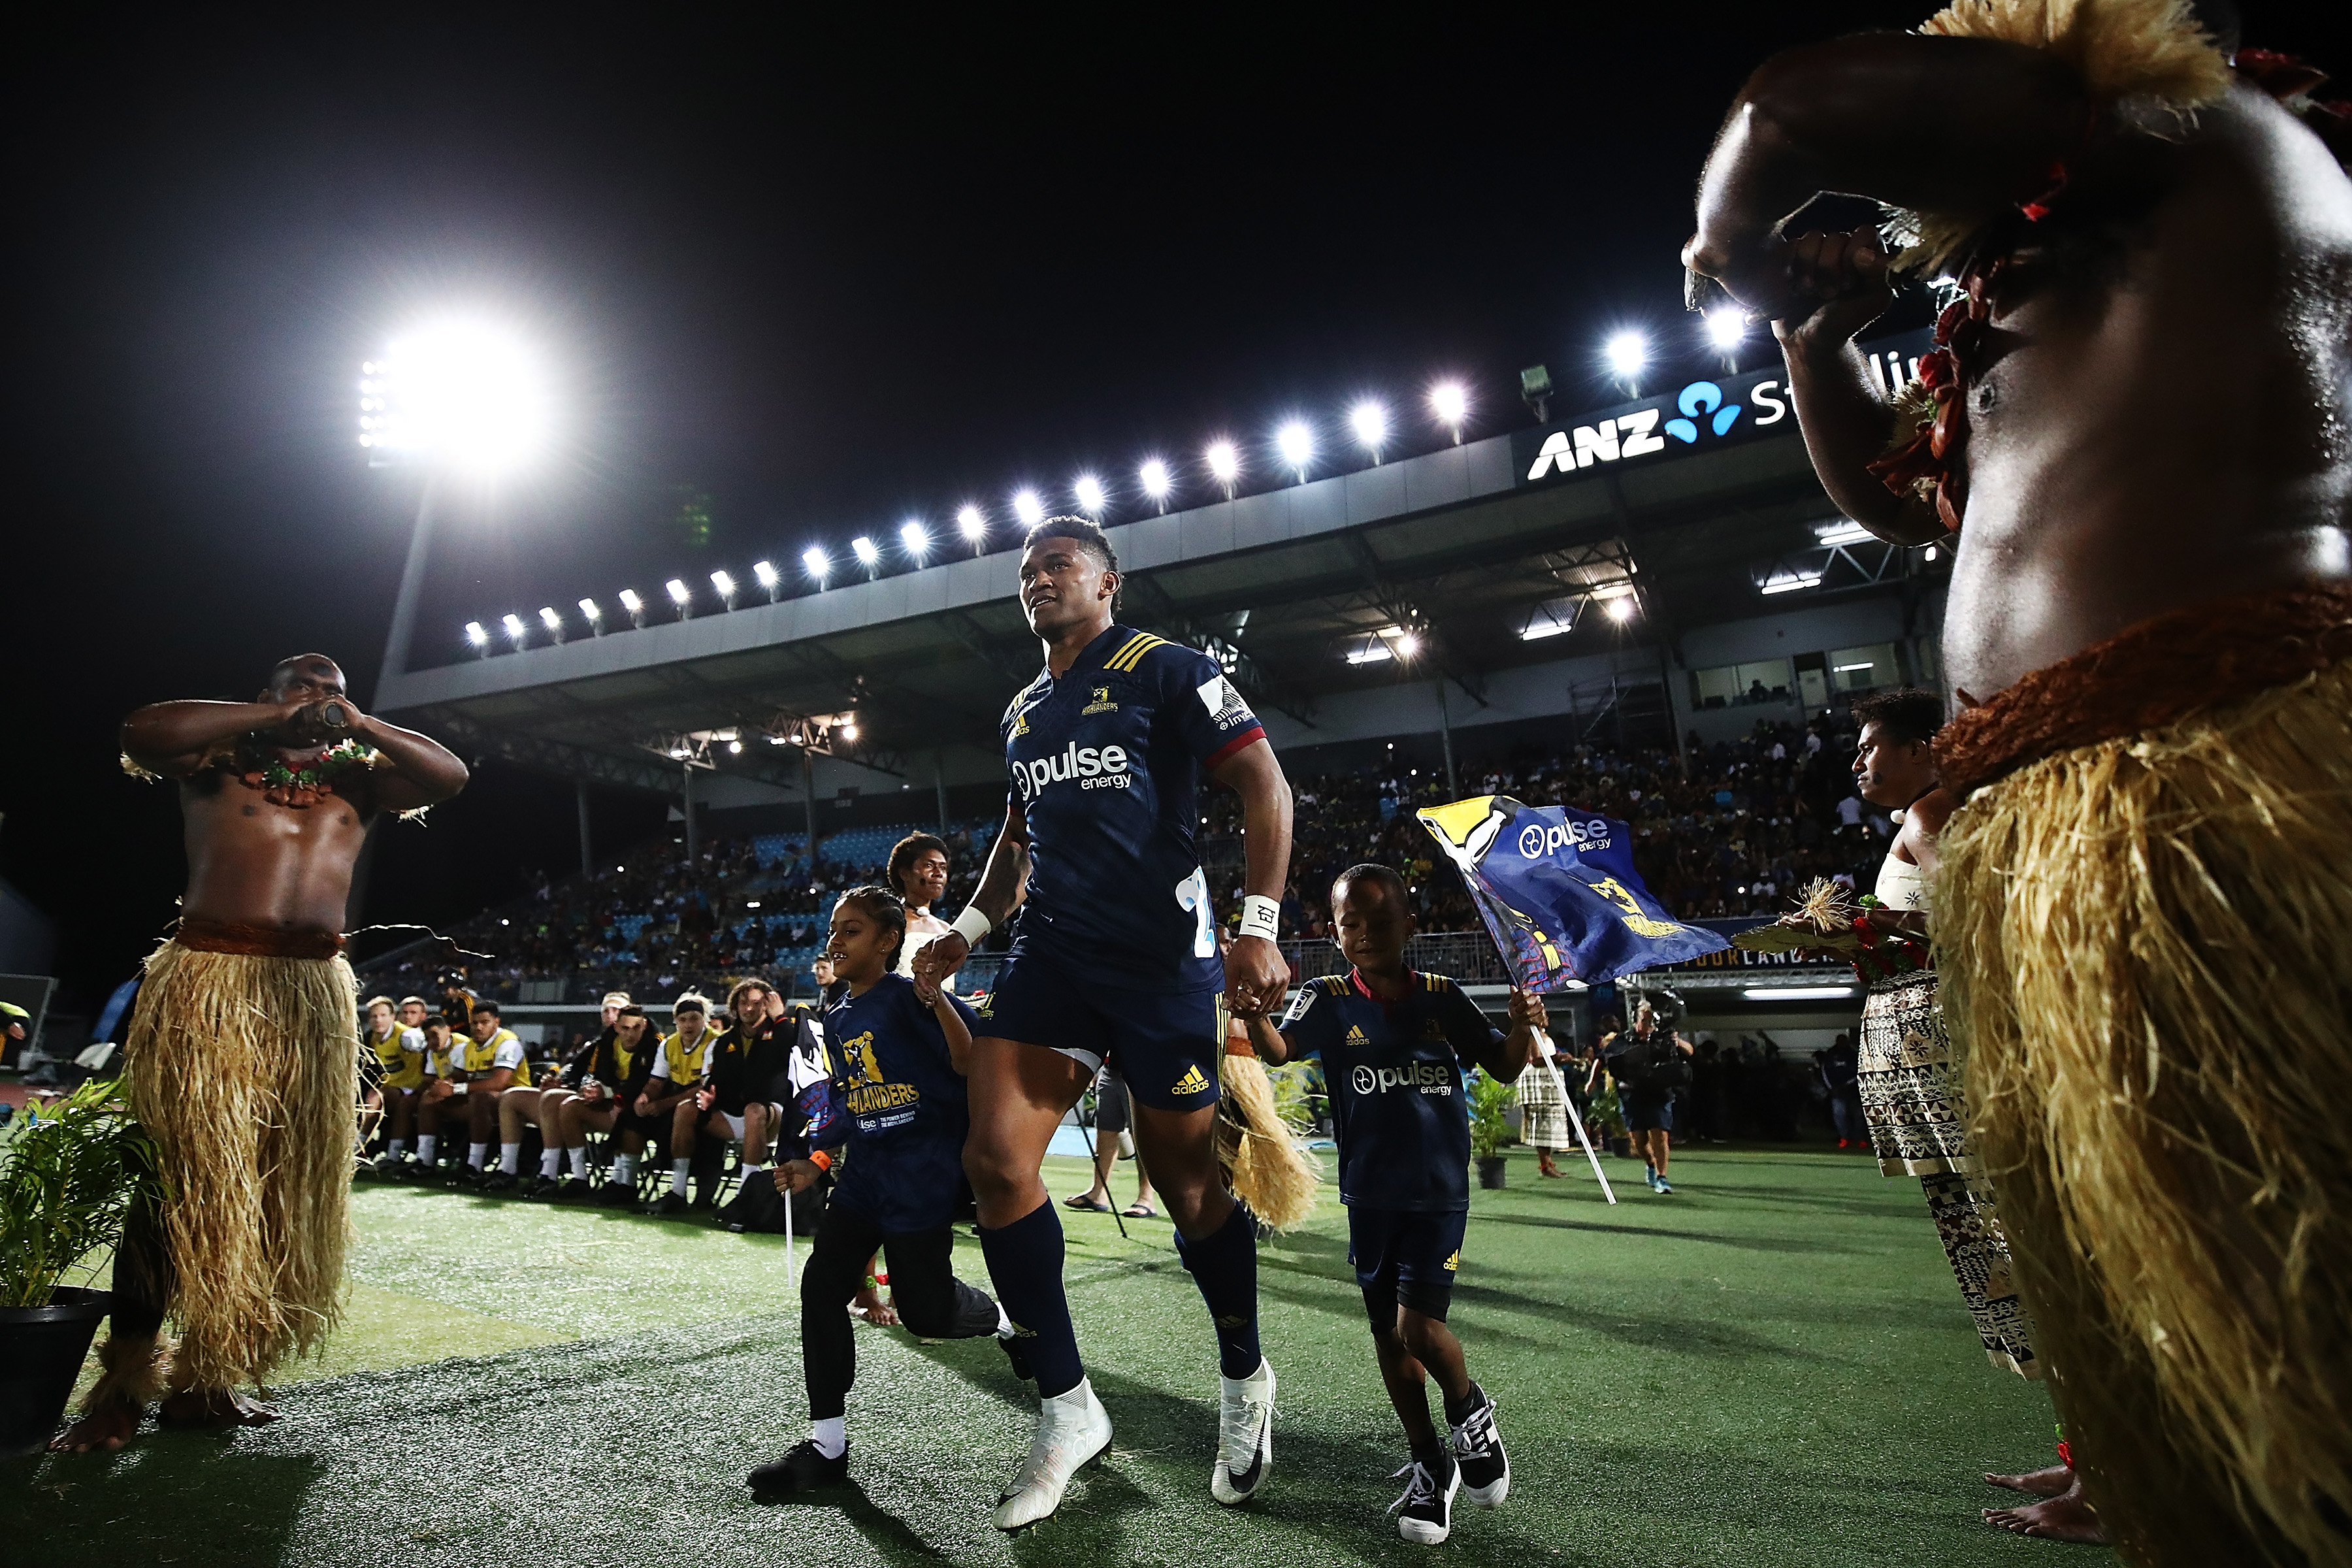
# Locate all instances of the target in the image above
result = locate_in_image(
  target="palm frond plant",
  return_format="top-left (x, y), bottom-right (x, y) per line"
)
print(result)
top-left (1467, 1068), bottom-right (1517, 1162)
top-left (0, 1075), bottom-right (155, 1309)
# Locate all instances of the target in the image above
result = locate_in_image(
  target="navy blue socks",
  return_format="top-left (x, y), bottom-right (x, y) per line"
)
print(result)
top-left (1177, 1200), bottom-right (1262, 1379)
top-left (978, 1198), bottom-right (1085, 1398)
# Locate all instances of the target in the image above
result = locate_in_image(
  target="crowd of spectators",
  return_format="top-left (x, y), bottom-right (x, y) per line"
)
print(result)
top-left (361, 714), bottom-right (1887, 1006)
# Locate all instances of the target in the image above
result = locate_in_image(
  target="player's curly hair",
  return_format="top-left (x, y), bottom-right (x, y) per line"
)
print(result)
top-left (1849, 686), bottom-right (1945, 747)
top-left (886, 832), bottom-right (949, 901)
top-left (834, 884), bottom-right (909, 972)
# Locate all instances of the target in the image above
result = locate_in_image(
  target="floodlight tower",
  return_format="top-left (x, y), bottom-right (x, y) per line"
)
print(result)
top-left (365, 319), bottom-right (553, 703)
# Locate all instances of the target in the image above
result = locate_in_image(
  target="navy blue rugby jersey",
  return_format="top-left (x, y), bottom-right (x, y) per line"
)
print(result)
top-left (1002, 623), bottom-right (1267, 990)
top-left (1279, 970), bottom-right (1503, 1213)
top-left (821, 974), bottom-right (978, 1233)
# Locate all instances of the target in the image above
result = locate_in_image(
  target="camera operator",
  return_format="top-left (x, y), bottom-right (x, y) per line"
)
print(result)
top-left (1604, 1000), bottom-right (1693, 1194)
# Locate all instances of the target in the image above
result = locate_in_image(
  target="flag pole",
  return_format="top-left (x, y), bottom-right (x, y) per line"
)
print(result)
top-left (1539, 1027), bottom-right (1616, 1204)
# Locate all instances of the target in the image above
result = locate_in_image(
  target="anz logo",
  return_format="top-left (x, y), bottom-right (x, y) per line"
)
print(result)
top-left (1526, 376), bottom-right (1788, 482)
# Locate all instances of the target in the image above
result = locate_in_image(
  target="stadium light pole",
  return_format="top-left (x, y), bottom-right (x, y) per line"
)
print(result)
top-left (365, 319), bottom-right (553, 705)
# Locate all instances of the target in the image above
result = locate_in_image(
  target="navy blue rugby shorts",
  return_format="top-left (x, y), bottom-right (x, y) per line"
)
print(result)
top-left (1348, 1205), bottom-right (1468, 1320)
top-left (974, 945), bottom-right (1221, 1113)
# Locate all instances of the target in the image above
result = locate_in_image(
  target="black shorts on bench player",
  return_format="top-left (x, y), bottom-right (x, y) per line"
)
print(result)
top-left (911, 516), bottom-right (1296, 1531)
top-left (747, 886), bottom-right (1024, 1497)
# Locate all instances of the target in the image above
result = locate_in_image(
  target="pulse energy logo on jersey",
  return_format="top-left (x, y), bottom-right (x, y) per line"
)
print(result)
top-left (1012, 742), bottom-right (1132, 800)
top-left (1350, 1060), bottom-right (1456, 1098)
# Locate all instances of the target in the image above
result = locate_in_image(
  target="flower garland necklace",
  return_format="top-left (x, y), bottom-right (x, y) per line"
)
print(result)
top-left (232, 738), bottom-right (376, 808)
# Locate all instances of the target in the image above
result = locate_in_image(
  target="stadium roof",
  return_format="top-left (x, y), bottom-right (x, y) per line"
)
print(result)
top-left (376, 333), bottom-right (1946, 796)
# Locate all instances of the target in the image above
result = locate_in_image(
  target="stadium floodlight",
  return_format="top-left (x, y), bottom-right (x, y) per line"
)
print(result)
top-left (1350, 400), bottom-right (1388, 462)
top-left (1705, 307), bottom-right (1746, 352)
top-left (1606, 595), bottom-right (1637, 623)
top-left (1394, 630), bottom-right (1421, 659)
top-left (803, 546), bottom-right (830, 583)
top-left (501, 612), bottom-right (528, 647)
top-left (753, 559), bottom-right (781, 601)
top-left (710, 569), bottom-right (737, 609)
top-left (900, 519), bottom-right (929, 561)
top-left (360, 319), bottom-right (552, 475)
top-left (1073, 473), bottom-right (1107, 517)
top-left (1275, 421), bottom-right (1313, 483)
top-left (1205, 440), bottom-right (1241, 497)
top-left (578, 598), bottom-right (604, 637)
top-left (727, 738), bottom-right (743, 754)
top-left (1012, 489), bottom-right (1045, 528)
top-left (665, 578), bottom-right (692, 619)
top-left (464, 620), bottom-right (490, 655)
top-left (1760, 572), bottom-right (1822, 595)
top-left (1923, 544), bottom-right (1939, 562)
top-left (1345, 642), bottom-right (1394, 666)
top-left (957, 504), bottom-right (987, 550)
top-left (538, 605), bottom-right (565, 643)
top-left (1742, 985), bottom-right (1854, 1001)
top-left (839, 716), bottom-right (860, 741)
top-left (851, 536), bottom-right (880, 578)
top-left (617, 587), bottom-right (646, 628)
top-left (1429, 382), bottom-right (1469, 444)
top-left (1138, 459), bottom-right (1172, 512)
top-left (1605, 331), bottom-right (1648, 383)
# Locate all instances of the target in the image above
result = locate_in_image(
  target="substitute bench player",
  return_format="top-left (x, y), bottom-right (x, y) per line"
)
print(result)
top-left (913, 515), bottom-right (1294, 1531)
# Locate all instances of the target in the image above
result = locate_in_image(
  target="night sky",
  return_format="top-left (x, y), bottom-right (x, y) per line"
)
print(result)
top-left (7, 5), bottom-right (2345, 1011)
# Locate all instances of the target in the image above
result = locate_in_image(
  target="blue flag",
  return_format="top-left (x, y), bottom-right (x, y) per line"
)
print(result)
top-left (1416, 795), bottom-right (1731, 988)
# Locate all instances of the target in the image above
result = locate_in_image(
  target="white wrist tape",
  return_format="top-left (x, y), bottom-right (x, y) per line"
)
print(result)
top-left (950, 906), bottom-right (994, 946)
top-left (1237, 894), bottom-right (1281, 943)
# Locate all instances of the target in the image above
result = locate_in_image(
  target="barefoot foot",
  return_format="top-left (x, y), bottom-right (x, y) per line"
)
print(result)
top-left (159, 1388), bottom-right (279, 1429)
top-left (1984, 1462), bottom-right (2073, 1497)
top-left (1984, 1475), bottom-right (2106, 1544)
top-left (48, 1400), bottom-right (142, 1453)
top-left (850, 1286), bottom-right (900, 1328)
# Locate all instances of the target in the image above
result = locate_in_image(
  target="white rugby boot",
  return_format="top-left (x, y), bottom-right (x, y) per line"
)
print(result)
top-left (993, 1377), bottom-right (1112, 1531)
top-left (1209, 1356), bottom-right (1276, 1505)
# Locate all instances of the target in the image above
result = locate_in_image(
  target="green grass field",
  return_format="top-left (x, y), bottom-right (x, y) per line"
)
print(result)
top-left (5, 1147), bottom-right (2103, 1567)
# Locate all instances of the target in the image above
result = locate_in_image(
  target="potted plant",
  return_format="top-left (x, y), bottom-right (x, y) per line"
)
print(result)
top-left (1590, 1079), bottom-right (1632, 1157)
top-left (1467, 1069), bottom-right (1516, 1190)
top-left (0, 1075), bottom-right (154, 1456)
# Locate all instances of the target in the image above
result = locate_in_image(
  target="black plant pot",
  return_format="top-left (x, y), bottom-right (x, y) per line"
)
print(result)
top-left (0, 1286), bottom-right (112, 1456)
top-left (1476, 1156), bottom-right (1507, 1190)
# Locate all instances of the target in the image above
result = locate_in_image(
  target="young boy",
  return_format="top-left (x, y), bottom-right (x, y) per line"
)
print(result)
top-left (1240, 862), bottom-right (1544, 1544)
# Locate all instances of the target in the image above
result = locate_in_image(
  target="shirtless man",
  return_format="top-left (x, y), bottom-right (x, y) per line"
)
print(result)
top-left (55, 654), bottom-right (466, 1449)
top-left (1686, 14), bottom-right (2352, 1562)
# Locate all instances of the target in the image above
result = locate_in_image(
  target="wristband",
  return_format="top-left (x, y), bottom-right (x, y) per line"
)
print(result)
top-left (808, 1149), bottom-right (832, 1172)
top-left (1237, 894), bottom-right (1281, 943)
top-left (950, 906), bottom-right (993, 946)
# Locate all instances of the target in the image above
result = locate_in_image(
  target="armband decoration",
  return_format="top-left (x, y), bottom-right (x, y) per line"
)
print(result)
top-left (950, 906), bottom-right (994, 946)
top-left (1237, 894), bottom-right (1281, 943)
top-left (808, 1149), bottom-right (832, 1172)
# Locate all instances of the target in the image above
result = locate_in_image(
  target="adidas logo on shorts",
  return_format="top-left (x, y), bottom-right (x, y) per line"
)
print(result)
top-left (1171, 1064), bottom-right (1211, 1097)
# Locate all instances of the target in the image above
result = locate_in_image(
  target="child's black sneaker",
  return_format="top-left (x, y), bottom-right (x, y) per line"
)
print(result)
top-left (1388, 1451), bottom-right (1460, 1544)
top-left (746, 1439), bottom-right (848, 1494)
top-left (1449, 1388), bottom-right (1511, 1507)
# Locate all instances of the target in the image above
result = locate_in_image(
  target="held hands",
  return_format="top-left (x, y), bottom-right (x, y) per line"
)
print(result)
top-left (1223, 934), bottom-right (1286, 1020)
top-left (909, 933), bottom-right (968, 1005)
top-left (773, 1158), bottom-right (823, 1196)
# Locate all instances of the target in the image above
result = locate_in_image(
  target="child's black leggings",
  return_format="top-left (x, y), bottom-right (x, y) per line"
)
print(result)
top-left (802, 1198), bottom-right (1001, 1419)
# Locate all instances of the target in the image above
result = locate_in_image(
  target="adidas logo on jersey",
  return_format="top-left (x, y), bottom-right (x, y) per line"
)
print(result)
top-left (1343, 1024), bottom-right (1371, 1049)
top-left (1171, 1064), bottom-right (1212, 1097)
top-left (1443, 1249), bottom-right (1461, 1273)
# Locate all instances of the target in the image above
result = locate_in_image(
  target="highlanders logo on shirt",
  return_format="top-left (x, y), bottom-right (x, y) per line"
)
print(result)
top-left (840, 1028), bottom-right (919, 1116)
top-left (1082, 685), bottom-right (1119, 714)
top-left (1195, 674), bottom-right (1256, 730)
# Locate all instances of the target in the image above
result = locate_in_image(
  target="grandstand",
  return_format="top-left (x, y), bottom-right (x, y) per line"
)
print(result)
top-left (366, 331), bottom-right (1941, 1050)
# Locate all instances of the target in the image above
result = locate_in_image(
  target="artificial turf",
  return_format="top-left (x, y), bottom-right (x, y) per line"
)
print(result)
top-left (6, 1146), bottom-right (2106, 1567)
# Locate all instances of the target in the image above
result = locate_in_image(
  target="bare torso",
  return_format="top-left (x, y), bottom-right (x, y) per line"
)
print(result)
top-left (178, 766), bottom-right (373, 935)
top-left (1943, 86), bottom-right (2352, 698)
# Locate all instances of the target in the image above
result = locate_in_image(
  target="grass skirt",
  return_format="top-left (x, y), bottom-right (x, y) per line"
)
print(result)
top-left (120, 938), bottom-right (358, 1392)
top-left (1514, 1062), bottom-right (1570, 1150)
top-left (1940, 659), bottom-right (2352, 1567)
top-left (1859, 970), bottom-right (2038, 1379)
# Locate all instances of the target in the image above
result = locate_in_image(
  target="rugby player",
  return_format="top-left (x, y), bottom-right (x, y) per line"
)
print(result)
top-left (360, 994), bottom-right (427, 1175)
top-left (551, 1000), bottom-right (662, 1207)
top-left (887, 832), bottom-right (955, 979)
top-left (747, 887), bottom-right (1025, 1495)
top-left (495, 990), bottom-right (633, 1198)
top-left (696, 979), bottom-right (785, 1217)
top-left (1240, 864), bottom-right (1541, 1544)
top-left (911, 515), bottom-right (1294, 1529)
top-left (636, 993), bottom-right (718, 1215)
top-left (416, 1001), bottom-right (530, 1185)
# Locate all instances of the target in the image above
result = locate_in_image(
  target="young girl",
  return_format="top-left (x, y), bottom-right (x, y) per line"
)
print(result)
top-left (745, 885), bottom-right (1030, 1494)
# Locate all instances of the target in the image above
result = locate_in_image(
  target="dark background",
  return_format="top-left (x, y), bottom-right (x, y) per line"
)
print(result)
top-left (5, 5), bottom-right (2345, 1013)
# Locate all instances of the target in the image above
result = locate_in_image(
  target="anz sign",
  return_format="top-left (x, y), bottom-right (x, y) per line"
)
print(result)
top-left (1510, 330), bottom-right (1933, 489)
